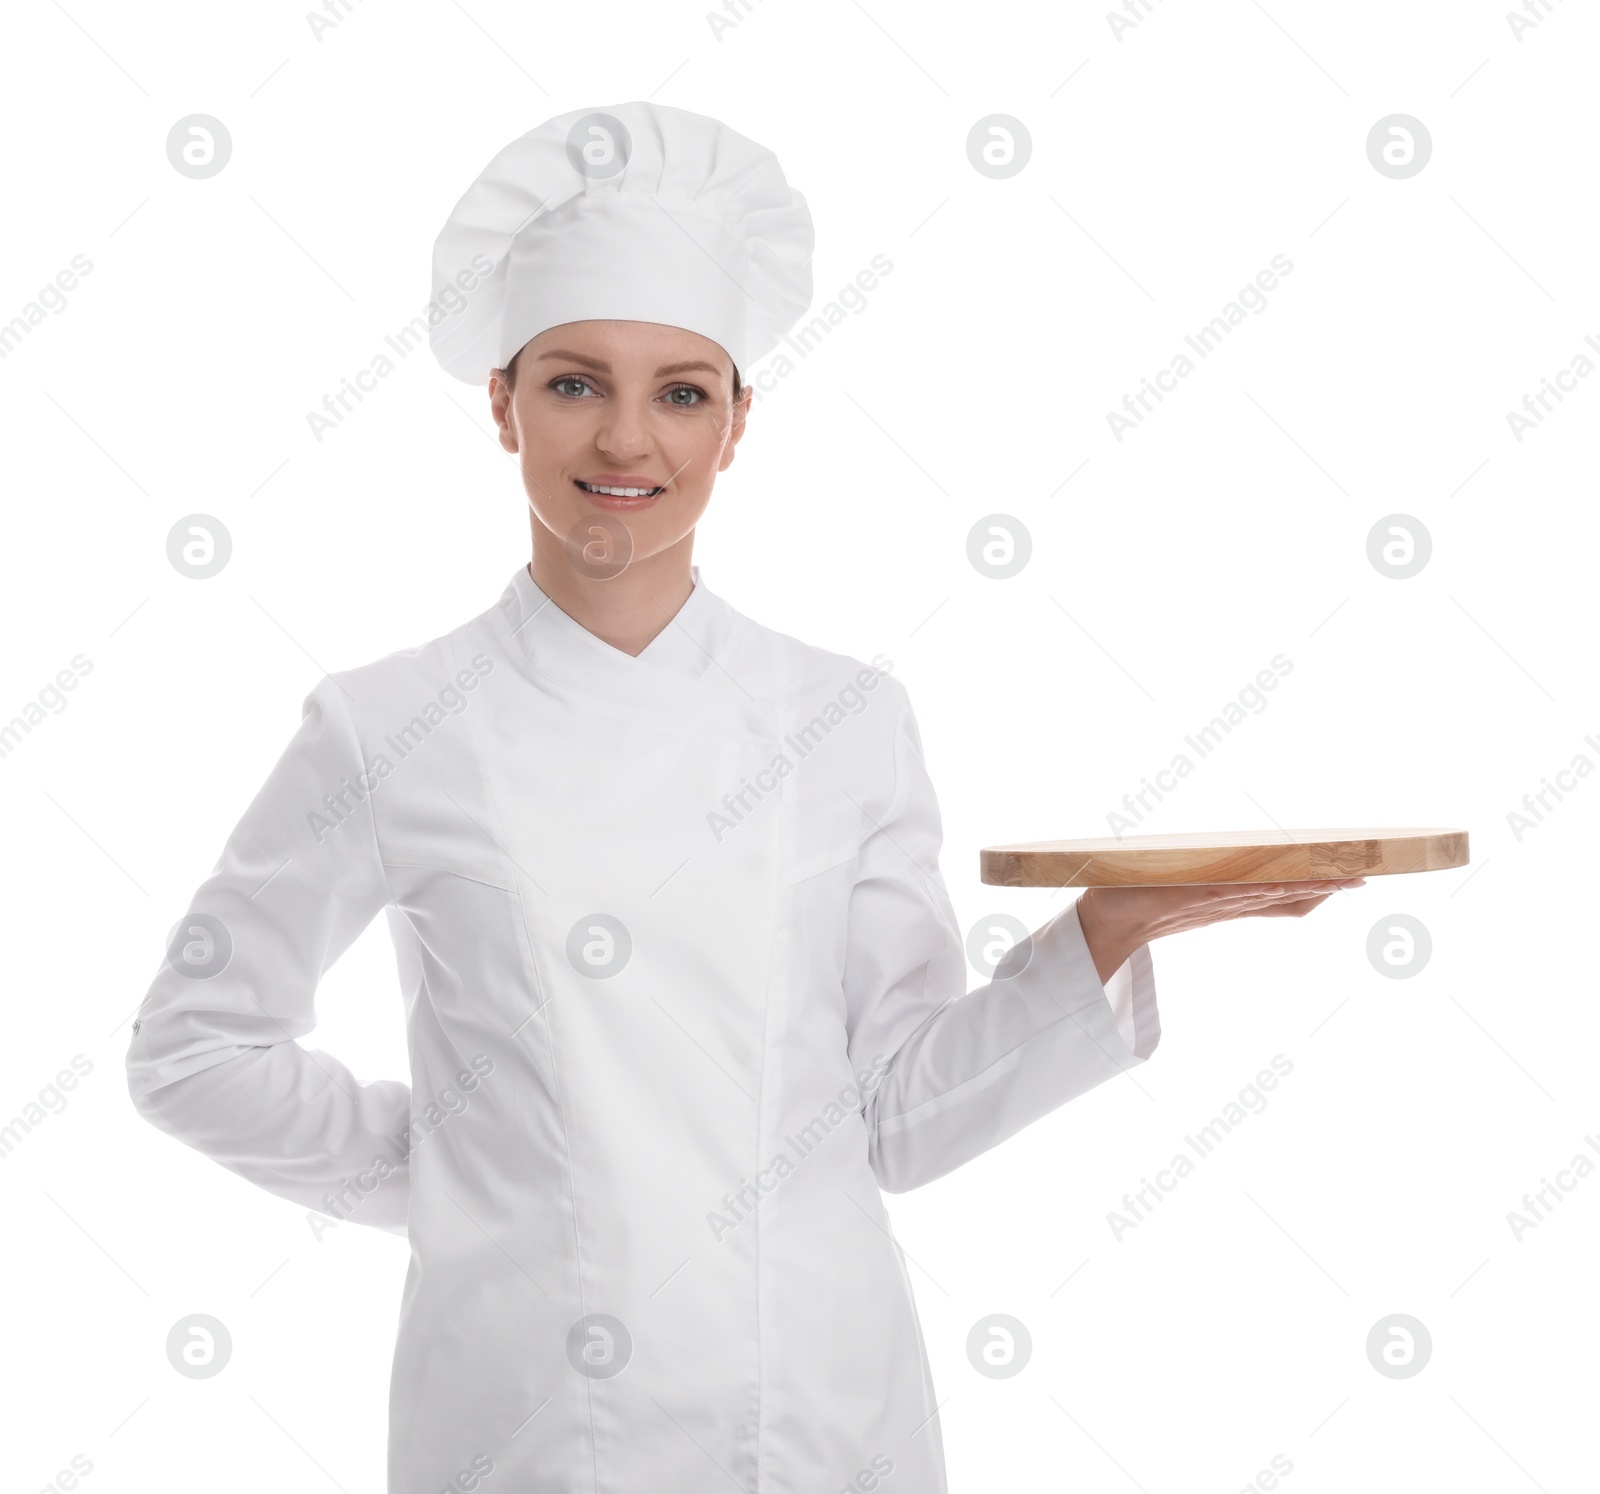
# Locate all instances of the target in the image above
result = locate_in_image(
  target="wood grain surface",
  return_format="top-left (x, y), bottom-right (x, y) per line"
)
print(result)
top-left (980, 828), bottom-right (1469, 887)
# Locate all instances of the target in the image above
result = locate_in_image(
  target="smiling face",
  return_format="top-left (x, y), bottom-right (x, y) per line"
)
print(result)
top-left (489, 319), bottom-right (750, 577)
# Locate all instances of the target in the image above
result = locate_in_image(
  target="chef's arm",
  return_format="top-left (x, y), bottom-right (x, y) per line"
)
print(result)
top-left (125, 675), bottom-right (411, 1235)
top-left (844, 684), bottom-right (1159, 1196)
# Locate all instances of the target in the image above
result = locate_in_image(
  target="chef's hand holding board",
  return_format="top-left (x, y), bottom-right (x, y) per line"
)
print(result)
top-left (980, 828), bottom-right (1468, 984)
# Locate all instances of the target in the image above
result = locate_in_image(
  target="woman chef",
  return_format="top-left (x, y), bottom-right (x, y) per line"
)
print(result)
top-left (126, 102), bottom-right (1359, 1494)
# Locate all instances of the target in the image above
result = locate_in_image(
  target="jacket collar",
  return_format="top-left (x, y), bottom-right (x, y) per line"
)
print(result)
top-left (494, 562), bottom-right (775, 738)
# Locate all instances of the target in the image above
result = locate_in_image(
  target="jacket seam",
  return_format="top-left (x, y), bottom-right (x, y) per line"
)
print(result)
top-left (323, 671), bottom-right (400, 914)
top-left (469, 619), bottom-right (601, 1487)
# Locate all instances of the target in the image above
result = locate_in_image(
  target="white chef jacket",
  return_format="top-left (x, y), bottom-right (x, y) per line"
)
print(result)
top-left (127, 563), bottom-right (1160, 1494)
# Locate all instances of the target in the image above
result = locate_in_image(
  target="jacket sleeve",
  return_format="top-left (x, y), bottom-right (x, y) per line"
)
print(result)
top-left (846, 681), bottom-right (1160, 1194)
top-left (126, 673), bottom-right (411, 1234)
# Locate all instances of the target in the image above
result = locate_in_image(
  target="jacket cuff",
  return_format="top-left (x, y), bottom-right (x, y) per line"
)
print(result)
top-left (1072, 899), bottom-right (1161, 1061)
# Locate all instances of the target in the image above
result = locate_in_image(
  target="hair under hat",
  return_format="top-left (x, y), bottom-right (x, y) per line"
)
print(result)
top-left (429, 102), bottom-right (814, 386)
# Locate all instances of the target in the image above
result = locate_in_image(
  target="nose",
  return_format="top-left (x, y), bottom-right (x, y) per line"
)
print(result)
top-left (592, 393), bottom-right (651, 463)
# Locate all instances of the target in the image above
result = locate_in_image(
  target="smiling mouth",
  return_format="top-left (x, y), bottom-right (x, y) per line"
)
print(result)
top-left (575, 480), bottom-right (664, 498)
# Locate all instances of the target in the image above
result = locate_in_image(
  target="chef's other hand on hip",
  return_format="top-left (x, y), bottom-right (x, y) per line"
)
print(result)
top-left (1075, 879), bottom-right (1366, 986)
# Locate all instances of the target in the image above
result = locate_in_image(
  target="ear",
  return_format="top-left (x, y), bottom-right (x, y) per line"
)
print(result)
top-left (716, 386), bottom-right (753, 473)
top-left (489, 372), bottom-right (519, 454)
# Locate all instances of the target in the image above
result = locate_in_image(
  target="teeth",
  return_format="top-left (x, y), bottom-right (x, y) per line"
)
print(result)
top-left (578, 481), bottom-right (661, 498)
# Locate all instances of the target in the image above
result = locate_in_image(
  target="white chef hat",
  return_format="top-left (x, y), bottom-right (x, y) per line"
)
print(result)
top-left (429, 102), bottom-right (814, 386)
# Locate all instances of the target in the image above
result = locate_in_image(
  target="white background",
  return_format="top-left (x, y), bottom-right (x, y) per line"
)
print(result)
top-left (2, 0), bottom-right (1596, 1489)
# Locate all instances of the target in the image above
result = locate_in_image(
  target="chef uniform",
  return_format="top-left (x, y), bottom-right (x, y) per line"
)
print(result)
top-left (127, 102), bottom-right (1161, 1494)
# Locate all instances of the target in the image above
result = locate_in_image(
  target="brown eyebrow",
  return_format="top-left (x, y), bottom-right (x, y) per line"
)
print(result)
top-left (534, 350), bottom-right (725, 379)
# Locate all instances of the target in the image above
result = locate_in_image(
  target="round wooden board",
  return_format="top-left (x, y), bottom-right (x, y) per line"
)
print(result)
top-left (980, 828), bottom-right (1469, 888)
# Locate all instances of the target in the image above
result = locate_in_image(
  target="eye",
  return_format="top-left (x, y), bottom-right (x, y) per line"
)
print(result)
top-left (662, 384), bottom-right (708, 408)
top-left (549, 375), bottom-right (596, 398)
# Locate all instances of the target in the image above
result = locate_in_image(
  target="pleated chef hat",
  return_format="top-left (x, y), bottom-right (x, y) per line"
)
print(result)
top-left (429, 102), bottom-right (814, 385)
